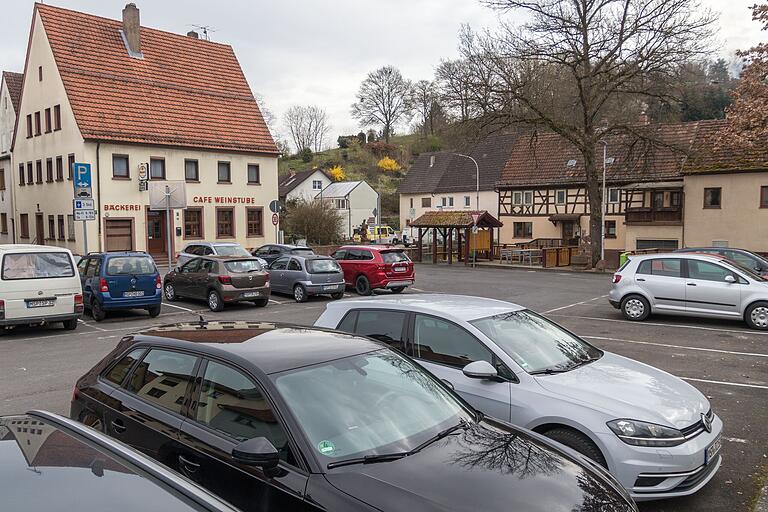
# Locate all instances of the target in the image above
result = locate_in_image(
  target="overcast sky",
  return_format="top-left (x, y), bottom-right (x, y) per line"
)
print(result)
top-left (0, 0), bottom-right (762, 147)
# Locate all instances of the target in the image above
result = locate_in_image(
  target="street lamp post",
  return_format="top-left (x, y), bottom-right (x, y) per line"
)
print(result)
top-left (453, 153), bottom-right (480, 210)
top-left (599, 141), bottom-right (608, 263)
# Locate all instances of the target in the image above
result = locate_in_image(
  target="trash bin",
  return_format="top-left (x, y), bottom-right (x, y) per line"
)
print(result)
top-left (619, 251), bottom-right (630, 267)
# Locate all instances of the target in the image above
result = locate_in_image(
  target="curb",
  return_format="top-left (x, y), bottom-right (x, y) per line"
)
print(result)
top-left (414, 262), bottom-right (612, 276)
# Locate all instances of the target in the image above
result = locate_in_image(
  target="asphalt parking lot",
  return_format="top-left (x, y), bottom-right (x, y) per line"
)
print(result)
top-left (1, 264), bottom-right (765, 512)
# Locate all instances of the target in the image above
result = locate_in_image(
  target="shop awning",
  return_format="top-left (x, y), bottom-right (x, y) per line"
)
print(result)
top-left (548, 213), bottom-right (581, 222)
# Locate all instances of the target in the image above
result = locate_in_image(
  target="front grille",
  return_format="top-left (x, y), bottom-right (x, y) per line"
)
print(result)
top-left (680, 409), bottom-right (714, 440)
top-left (674, 455), bottom-right (720, 493)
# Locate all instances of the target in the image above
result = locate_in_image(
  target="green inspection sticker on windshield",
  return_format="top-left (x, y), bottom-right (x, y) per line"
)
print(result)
top-left (317, 440), bottom-right (336, 455)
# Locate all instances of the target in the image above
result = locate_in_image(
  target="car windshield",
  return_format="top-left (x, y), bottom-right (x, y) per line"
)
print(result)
top-left (307, 259), bottom-right (341, 274)
top-left (381, 251), bottom-right (409, 264)
top-left (215, 245), bottom-right (250, 257)
top-left (470, 310), bottom-right (602, 374)
top-left (106, 256), bottom-right (156, 276)
top-left (273, 350), bottom-right (473, 463)
top-left (721, 259), bottom-right (766, 282)
top-left (2, 252), bottom-right (74, 280)
top-left (224, 259), bottom-right (263, 273)
top-left (290, 248), bottom-right (315, 256)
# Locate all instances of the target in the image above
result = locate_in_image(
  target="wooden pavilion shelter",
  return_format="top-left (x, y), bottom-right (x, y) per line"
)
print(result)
top-left (410, 210), bottom-right (503, 265)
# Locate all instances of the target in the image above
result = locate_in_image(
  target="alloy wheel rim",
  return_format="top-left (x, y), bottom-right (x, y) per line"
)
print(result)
top-left (165, 284), bottom-right (174, 299)
top-left (295, 287), bottom-right (303, 301)
top-left (209, 293), bottom-right (218, 309)
top-left (752, 307), bottom-right (768, 328)
top-left (625, 298), bottom-right (644, 318)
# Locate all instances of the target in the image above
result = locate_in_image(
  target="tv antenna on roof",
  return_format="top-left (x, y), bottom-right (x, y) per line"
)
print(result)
top-left (189, 24), bottom-right (217, 41)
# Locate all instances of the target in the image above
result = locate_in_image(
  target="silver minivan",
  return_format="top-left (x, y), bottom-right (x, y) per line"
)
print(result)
top-left (609, 253), bottom-right (768, 330)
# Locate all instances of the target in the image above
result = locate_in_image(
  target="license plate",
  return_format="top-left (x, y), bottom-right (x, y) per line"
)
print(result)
top-left (124, 291), bottom-right (144, 297)
top-left (242, 291), bottom-right (260, 298)
top-left (705, 436), bottom-right (722, 465)
top-left (393, 266), bottom-right (407, 272)
top-left (27, 299), bottom-right (55, 308)
top-left (323, 285), bottom-right (340, 291)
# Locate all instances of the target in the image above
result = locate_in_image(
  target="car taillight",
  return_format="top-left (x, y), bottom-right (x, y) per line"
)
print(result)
top-left (99, 278), bottom-right (109, 292)
top-left (155, 275), bottom-right (162, 289)
top-left (218, 275), bottom-right (232, 285)
top-left (72, 386), bottom-right (79, 402)
top-left (0, 299), bottom-right (4, 320)
top-left (74, 294), bottom-right (84, 313)
top-left (612, 274), bottom-right (622, 284)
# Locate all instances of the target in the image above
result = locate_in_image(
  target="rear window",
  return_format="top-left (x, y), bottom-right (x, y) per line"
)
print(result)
top-left (106, 256), bottom-right (156, 276)
top-left (307, 259), bottom-right (341, 274)
top-left (637, 258), bottom-right (681, 277)
top-left (290, 248), bottom-right (315, 256)
top-left (381, 251), bottom-right (409, 264)
top-left (224, 259), bottom-right (263, 273)
top-left (2, 252), bottom-right (74, 280)
top-left (215, 245), bottom-right (250, 257)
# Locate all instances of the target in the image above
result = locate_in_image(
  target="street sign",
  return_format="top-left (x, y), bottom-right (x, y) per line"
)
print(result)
top-left (73, 199), bottom-right (95, 210)
top-left (73, 163), bottom-right (92, 199)
top-left (271, 213), bottom-right (279, 226)
top-left (471, 213), bottom-right (480, 226)
top-left (74, 210), bottom-right (96, 221)
top-left (269, 200), bottom-right (281, 214)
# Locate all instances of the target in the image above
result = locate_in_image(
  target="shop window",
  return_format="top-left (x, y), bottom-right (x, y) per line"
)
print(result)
top-left (184, 159), bottom-right (199, 182)
top-left (184, 208), bottom-right (203, 239)
top-left (513, 222), bottom-right (533, 238)
top-left (703, 187), bottom-right (721, 208)
top-left (113, 155), bottom-right (129, 179)
top-left (247, 207), bottom-right (263, 237)
top-left (216, 208), bottom-right (234, 238)
top-left (217, 161), bottom-right (231, 183)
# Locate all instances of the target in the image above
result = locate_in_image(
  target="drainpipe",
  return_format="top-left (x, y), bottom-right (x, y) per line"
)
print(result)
top-left (96, 142), bottom-right (102, 251)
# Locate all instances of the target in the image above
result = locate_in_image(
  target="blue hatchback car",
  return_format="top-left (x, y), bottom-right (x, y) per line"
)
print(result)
top-left (76, 251), bottom-right (162, 321)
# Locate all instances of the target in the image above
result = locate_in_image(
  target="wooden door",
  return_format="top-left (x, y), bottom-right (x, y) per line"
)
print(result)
top-left (561, 221), bottom-right (576, 241)
top-left (35, 213), bottom-right (44, 244)
top-left (146, 210), bottom-right (166, 255)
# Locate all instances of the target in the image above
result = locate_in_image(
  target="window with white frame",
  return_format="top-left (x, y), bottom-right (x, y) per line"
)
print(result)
top-left (608, 188), bottom-right (620, 203)
top-left (334, 199), bottom-right (348, 209)
top-left (512, 191), bottom-right (523, 205)
top-left (464, 196), bottom-right (471, 207)
top-left (523, 191), bottom-right (533, 205)
top-left (312, 180), bottom-right (323, 190)
top-left (556, 189), bottom-right (566, 205)
top-left (441, 197), bottom-right (454, 207)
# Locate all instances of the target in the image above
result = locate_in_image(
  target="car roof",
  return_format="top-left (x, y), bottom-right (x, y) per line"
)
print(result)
top-left (133, 321), bottom-right (382, 374)
top-left (324, 294), bottom-right (524, 322)
top-left (185, 242), bottom-right (240, 247)
top-left (289, 254), bottom-right (333, 261)
top-left (629, 252), bottom-right (728, 262)
top-left (101, 251), bottom-right (151, 257)
top-left (338, 245), bottom-right (402, 252)
top-left (0, 244), bottom-right (72, 254)
top-left (202, 255), bottom-right (256, 261)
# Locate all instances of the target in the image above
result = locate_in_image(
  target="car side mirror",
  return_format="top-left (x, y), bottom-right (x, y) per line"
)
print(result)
top-left (462, 360), bottom-right (498, 380)
top-left (724, 275), bottom-right (736, 284)
top-left (232, 437), bottom-right (279, 469)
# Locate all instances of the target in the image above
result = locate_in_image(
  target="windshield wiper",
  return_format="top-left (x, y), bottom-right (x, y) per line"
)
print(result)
top-left (570, 355), bottom-right (601, 369)
top-left (529, 367), bottom-right (572, 375)
top-left (326, 418), bottom-right (472, 470)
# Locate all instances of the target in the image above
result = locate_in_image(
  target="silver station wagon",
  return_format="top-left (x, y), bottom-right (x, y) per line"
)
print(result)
top-left (609, 253), bottom-right (768, 330)
top-left (268, 255), bottom-right (345, 302)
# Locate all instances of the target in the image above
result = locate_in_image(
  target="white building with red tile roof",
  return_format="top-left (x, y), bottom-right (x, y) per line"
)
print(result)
top-left (11, 3), bottom-right (279, 258)
top-left (0, 71), bottom-right (22, 244)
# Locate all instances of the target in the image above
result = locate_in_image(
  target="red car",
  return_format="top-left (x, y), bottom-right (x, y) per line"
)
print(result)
top-left (332, 245), bottom-right (415, 295)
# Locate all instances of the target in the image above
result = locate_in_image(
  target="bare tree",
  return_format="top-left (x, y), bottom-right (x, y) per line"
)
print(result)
top-left (283, 105), bottom-right (331, 153)
top-left (413, 80), bottom-right (437, 136)
top-left (351, 66), bottom-right (413, 143)
top-left (254, 92), bottom-right (277, 137)
top-left (460, 0), bottom-right (716, 265)
top-left (435, 59), bottom-right (474, 122)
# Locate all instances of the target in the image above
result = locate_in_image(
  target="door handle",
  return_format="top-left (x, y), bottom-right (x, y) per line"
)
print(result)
top-left (178, 454), bottom-right (200, 473)
top-left (110, 419), bottom-right (127, 434)
top-left (636, 278), bottom-right (645, 282)
top-left (686, 283), bottom-right (697, 286)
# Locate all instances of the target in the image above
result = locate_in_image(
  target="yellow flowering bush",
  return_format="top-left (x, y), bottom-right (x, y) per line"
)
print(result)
top-left (329, 165), bottom-right (346, 181)
top-left (377, 156), bottom-right (401, 172)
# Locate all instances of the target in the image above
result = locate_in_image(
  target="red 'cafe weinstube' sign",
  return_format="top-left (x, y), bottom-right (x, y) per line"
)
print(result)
top-left (193, 196), bottom-right (256, 204)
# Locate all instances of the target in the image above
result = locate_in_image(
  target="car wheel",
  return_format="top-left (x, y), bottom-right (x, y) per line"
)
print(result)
top-left (620, 295), bottom-right (650, 321)
top-left (91, 300), bottom-right (106, 322)
top-left (543, 427), bottom-right (607, 468)
top-left (147, 305), bottom-right (162, 318)
top-left (164, 282), bottom-right (177, 301)
top-left (62, 318), bottom-right (78, 330)
top-left (294, 284), bottom-right (308, 303)
top-left (745, 301), bottom-right (768, 330)
top-left (252, 298), bottom-right (269, 307)
top-left (330, 292), bottom-right (344, 300)
top-left (80, 412), bottom-right (105, 433)
top-left (207, 290), bottom-right (224, 312)
top-left (390, 286), bottom-right (406, 294)
top-left (355, 276), bottom-right (372, 296)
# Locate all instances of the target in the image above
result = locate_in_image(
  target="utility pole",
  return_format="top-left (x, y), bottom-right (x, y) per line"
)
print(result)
top-left (600, 141), bottom-right (608, 264)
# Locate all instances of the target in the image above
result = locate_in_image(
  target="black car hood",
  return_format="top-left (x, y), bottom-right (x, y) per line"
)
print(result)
top-left (324, 419), bottom-right (634, 512)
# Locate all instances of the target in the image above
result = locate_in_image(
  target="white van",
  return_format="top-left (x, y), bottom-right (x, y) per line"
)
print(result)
top-left (0, 245), bottom-right (83, 332)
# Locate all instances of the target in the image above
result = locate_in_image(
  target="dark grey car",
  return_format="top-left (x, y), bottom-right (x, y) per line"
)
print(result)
top-left (268, 255), bottom-right (345, 302)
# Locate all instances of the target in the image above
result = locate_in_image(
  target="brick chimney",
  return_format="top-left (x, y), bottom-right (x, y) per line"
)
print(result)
top-left (186, 30), bottom-right (199, 39)
top-left (122, 3), bottom-right (141, 55)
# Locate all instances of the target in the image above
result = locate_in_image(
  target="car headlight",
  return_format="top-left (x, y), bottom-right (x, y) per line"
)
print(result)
top-left (607, 419), bottom-right (685, 447)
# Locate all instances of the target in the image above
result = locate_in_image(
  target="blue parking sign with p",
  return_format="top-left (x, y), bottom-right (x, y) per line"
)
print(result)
top-left (73, 162), bottom-right (92, 198)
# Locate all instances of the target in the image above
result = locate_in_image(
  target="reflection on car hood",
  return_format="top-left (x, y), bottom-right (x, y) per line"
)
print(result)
top-left (325, 419), bottom-right (634, 512)
top-left (534, 352), bottom-right (708, 428)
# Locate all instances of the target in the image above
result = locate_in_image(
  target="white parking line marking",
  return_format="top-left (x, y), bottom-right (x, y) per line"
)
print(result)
top-left (544, 295), bottom-right (608, 313)
top-left (163, 303), bottom-right (196, 312)
top-left (724, 437), bottom-right (748, 444)
top-left (581, 335), bottom-right (768, 359)
top-left (269, 299), bottom-right (288, 305)
top-left (78, 319), bottom-right (108, 332)
top-left (680, 377), bottom-right (768, 390)
top-left (548, 313), bottom-right (768, 336)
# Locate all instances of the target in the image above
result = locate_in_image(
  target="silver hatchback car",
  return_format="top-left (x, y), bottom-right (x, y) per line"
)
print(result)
top-left (609, 253), bottom-right (768, 330)
top-left (268, 254), bottom-right (345, 302)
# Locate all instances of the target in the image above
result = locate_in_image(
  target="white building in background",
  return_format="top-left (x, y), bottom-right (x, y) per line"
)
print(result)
top-left (318, 181), bottom-right (379, 239)
top-left (278, 168), bottom-right (332, 202)
top-left (0, 71), bottom-right (22, 243)
top-left (11, 3), bottom-right (279, 260)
